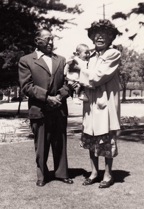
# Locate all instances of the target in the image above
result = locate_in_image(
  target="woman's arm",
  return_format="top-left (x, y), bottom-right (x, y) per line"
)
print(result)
top-left (79, 49), bottom-right (121, 88)
top-left (90, 49), bottom-right (121, 87)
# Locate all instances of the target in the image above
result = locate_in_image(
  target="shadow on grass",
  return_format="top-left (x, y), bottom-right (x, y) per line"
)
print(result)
top-left (0, 112), bottom-right (28, 118)
top-left (21, 167), bottom-right (130, 185)
top-left (119, 135), bottom-right (144, 143)
top-left (68, 168), bottom-right (88, 179)
top-left (42, 169), bottom-right (88, 182)
top-left (67, 168), bottom-right (130, 183)
top-left (119, 127), bottom-right (144, 143)
top-left (113, 170), bottom-right (130, 183)
top-left (68, 115), bottom-right (82, 118)
top-left (46, 168), bottom-right (90, 180)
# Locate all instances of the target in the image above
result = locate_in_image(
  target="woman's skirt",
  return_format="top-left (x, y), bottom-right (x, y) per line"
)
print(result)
top-left (80, 131), bottom-right (118, 158)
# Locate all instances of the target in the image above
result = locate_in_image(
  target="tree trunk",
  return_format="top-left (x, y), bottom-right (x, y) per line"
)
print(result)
top-left (16, 100), bottom-right (22, 116)
top-left (129, 90), bottom-right (132, 97)
top-left (13, 86), bottom-right (18, 98)
top-left (122, 86), bottom-right (126, 102)
top-left (16, 89), bottom-right (22, 117)
top-left (7, 89), bottom-right (11, 103)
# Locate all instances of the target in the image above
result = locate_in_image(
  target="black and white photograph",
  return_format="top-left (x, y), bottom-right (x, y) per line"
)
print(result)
top-left (0, 0), bottom-right (144, 208)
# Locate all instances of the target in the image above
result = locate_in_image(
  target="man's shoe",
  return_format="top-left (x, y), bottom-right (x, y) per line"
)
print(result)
top-left (63, 178), bottom-right (74, 184)
top-left (36, 180), bottom-right (47, 187)
top-left (56, 178), bottom-right (74, 184)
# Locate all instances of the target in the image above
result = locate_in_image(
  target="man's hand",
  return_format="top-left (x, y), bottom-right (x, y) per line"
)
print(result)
top-left (47, 95), bottom-right (62, 108)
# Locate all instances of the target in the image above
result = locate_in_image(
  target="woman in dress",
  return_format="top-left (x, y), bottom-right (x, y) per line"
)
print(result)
top-left (79, 19), bottom-right (121, 188)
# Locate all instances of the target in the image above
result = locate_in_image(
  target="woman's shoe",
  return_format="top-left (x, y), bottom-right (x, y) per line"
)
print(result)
top-left (82, 177), bottom-right (98, 186)
top-left (99, 178), bottom-right (114, 188)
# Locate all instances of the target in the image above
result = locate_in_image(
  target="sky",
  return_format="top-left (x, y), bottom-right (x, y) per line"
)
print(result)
top-left (50, 0), bottom-right (144, 58)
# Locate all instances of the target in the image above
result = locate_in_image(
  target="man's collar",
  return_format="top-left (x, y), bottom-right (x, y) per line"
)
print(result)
top-left (35, 49), bottom-right (44, 59)
top-left (35, 49), bottom-right (54, 59)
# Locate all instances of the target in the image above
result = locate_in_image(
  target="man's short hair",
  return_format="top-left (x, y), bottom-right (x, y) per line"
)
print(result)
top-left (35, 29), bottom-right (52, 38)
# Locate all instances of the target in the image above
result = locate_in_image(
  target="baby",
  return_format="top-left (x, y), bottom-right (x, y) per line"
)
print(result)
top-left (64, 44), bottom-right (90, 102)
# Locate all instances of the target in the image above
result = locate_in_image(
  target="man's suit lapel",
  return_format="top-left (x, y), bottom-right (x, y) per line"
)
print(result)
top-left (33, 52), bottom-right (51, 75)
top-left (49, 55), bottom-right (60, 87)
top-left (51, 55), bottom-right (59, 75)
top-left (33, 51), bottom-right (60, 88)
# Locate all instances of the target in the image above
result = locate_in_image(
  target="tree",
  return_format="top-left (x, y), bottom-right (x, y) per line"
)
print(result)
top-left (112, 2), bottom-right (144, 24)
top-left (112, 2), bottom-right (144, 43)
top-left (0, 0), bottom-right (83, 89)
top-left (118, 46), bottom-right (143, 101)
top-left (139, 53), bottom-right (144, 80)
top-left (111, 3), bottom-right (144, 101)
top-left (138, 53), bottom-right (144, 96)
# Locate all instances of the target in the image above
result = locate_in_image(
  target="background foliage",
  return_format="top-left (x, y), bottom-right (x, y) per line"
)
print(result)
top-left (0, 0), bottom-right (144, 102)
top-left (0, 0), bottom-right (82, 88)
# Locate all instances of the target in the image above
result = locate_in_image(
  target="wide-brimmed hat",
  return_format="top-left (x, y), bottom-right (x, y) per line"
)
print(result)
top-left (86, 19), bottom-right (120, 40)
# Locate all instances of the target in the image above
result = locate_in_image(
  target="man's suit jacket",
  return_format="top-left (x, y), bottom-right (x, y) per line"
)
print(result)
top-left (18, 51), bottom-right (70, 119)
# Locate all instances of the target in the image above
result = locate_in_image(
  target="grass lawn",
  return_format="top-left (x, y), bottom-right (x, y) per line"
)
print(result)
top-left (0, 99), bottom-right (144, 208)
top-left (0, 118), bottom-right (144, 209)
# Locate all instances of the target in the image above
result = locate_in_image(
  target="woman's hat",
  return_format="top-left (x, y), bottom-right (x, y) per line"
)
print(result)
top-left (86, 19), bottom-right (120, 40)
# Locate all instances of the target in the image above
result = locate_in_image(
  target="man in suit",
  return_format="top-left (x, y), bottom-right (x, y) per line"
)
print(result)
top-left (18, 29), bottom-right (74, 186)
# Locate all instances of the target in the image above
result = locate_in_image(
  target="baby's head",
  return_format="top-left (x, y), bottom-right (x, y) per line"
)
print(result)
top-left (74, 44), bottom-right (90, 61)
